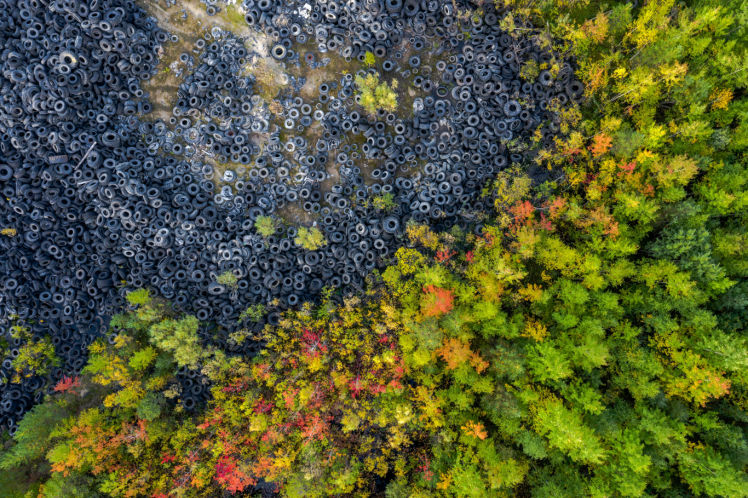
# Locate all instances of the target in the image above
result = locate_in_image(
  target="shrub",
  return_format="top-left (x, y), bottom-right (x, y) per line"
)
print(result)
top-left (216, 270), bottom-right (239, 288)
top-left (294, 226), bottom-right (327, 251)
top-left (355, 72), bottom-right (397, 114)
top-left (125, 288), bottom-right (151, 306)
top-left (363, 50), bottom-right (376, 67)
top-left (254, 215), bottom-right (276, 237)
top-left (239, 303), bottom-right (266, 322)
top-left (372, 192), bottom-right (396, 211)
top-left (10, 332), bottom-right (58, 382)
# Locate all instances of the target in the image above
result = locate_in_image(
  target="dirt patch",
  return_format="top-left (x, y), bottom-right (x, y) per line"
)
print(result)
top-left (276, 202), bottom-right (318, 226)
top-left (243, 58), bottom-right (288, 105)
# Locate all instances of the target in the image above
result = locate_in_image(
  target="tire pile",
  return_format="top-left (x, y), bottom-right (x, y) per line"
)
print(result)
top-left (0, 0), bottom-right (583, 431)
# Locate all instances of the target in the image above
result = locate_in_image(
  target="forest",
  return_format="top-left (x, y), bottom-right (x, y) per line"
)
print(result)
top-left (0, 0), bottom-right (746, 496)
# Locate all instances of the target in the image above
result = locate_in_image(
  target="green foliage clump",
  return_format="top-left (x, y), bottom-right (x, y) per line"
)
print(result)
top-left (254, 215), bottom-right (276, 237)
top-left (215, 270), bottom-right (239, 289)
top-left (10, 333), bottom-right (58, 382)
top-left (355, 72), bottom-right (397, 114)
top-left (239, 304), bottom-right (266, 322)
top-left (372, 192), bottom-right (396, 211)
top-left (363, 50), bottom-right (376, 67)
top-left (125, 288), bottom-right (151, 306)
top-left (135, 392), bottom-right (163, 421)
top-left (147, 315), bottom-right (202, 370)
top-left (294, 226), bottom-right (327, 251)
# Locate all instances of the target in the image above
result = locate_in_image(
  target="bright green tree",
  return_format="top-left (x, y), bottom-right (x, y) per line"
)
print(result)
top-left (254, 215), bottom-right (276, 237)
top-left (355, 72), bottom-right (397, 114)
top-left (294, 226), bottom-right (327, 251)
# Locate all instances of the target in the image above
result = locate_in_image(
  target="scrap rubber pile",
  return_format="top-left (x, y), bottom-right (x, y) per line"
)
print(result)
top-left (0, 0), bottom-right (582, 431)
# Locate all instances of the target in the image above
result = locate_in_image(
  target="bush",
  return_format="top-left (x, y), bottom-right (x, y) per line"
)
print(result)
top-left (363, 50), bottom-right (376, 67)
top-left (254, 215), bottom-right (276, 237)
top-left (8, 329), bottom-right (58, 382)
top-left (355, 72), bottom-right (397, 114)
top-left (372, 192), bottom-right (396, 211)
top-left (294, 226), bottom-right (327, 251)
top-left (215, 270), bottom-right (239, 289)
top-left (239, 303), bottom-right (266, 322)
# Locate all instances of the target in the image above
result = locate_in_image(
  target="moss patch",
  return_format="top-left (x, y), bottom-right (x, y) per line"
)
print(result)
top-left (219, 3), bottom-right (247, 32)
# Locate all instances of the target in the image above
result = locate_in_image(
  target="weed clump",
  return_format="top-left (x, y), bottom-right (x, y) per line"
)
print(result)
top-left (216, 271), bottom-right (239, 288)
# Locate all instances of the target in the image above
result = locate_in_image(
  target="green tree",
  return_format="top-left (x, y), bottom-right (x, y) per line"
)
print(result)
top-left (355, 72), bottom-right (397, 114)
top-left (254, 215), bottom-right (276, 237)
top-left (294, 226), bottom-right (327, 251)
top-left (0, 402), bottom-right (68, 470)
top-left (147, 315), bottom-right (202, 369)
top-left (10, 333), bottom-right (58, 382)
